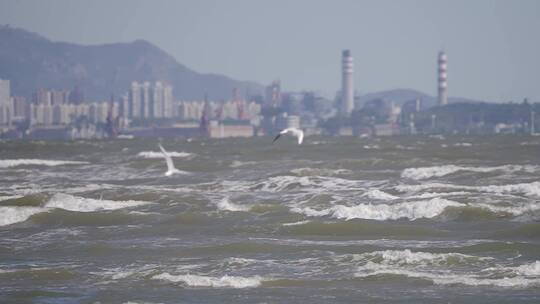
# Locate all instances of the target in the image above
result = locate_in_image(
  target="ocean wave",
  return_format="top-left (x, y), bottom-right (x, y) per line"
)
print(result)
top-left (137, 151), bottom-right (192, 159)
top-left (222, 175), bottom-right (368, 193)
top-left (229, 160), bottom-right (257, 168)
top-left (354, 250), bottom-right (540, 288)
top-left (0, 195), bottom-right (23, 201)
top-left (291, 198), bottom-right (464, 221)
top-left (290, 167), bottom-right (352, 177)
top-left (0, 159), bottom-right (88, 168)
top-left (396, 181), bottom-right (540, 197)
top-left (152, 273), bottom-right (263, 288)
top-left (354, 249), bottom-right (490, 266)
top-left (216, 197), bottom-right (250, 212)
top-left (475, 202), bottom-right (540, 216)
top-left (401, 165), bottom-right (537, 180)
top-left (44, 193), bottom-right (150, 212)
top-left (282, 220), bottom-right (311, 226)
top-left (513, 261), bottom-right (540, 276)
top-left (362, 189), bottom-right (399, 201)
top-left (356, 263), bottom-right (540, 287)
top-left (0, 206), bottom-right (47, 226)
top-left (405, 191), bottom-right (472, 199)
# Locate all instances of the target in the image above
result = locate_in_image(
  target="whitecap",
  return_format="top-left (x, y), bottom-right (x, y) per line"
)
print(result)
top-left (0, 206), bottom-right (47, 226)
top-left (0, 195), bottom-right (23, 201)
top-left (137, 151), bottom-right (192, 159)
top-left (45, 193), bottom-right (150, 212)
top-left (229, 160), bottom-right (257, 168)
top-left (282, 220), bottom-right (311, 226)
top-left (216, 197), bottom-right (250, 212)
top-left (290, 168), bottom-right (353, 177)
top-left (354, 250), bottom-right (540, 288)
top-left (227, 175), bottom-right (367, 193)
top-left (474, 202), bottom-right (540, 217)
top-left (0, 159), bottom-right (88, 168)
top-left (513, 261), bottom-right (540, 276)
top-left (362, 189), bottom-right (399, 201)
top-left (401, 165), bottom-right (537, 180)
top-left (396, 181), bottom-right (540, 197)
top-left (152, 273), bottom-right (262, 288)
top-left (292, 198), bottom-right (464, 221)
top-left (354, 249), bottom-right (490, 266)
top-left (356, 262), bottom-right (540, 287)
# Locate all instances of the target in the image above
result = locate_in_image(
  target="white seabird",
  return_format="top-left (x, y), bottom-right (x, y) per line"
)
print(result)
top-left (272, 127), bottom-right (304, 145)
top-left (159, 143), bottom-right (186, 176)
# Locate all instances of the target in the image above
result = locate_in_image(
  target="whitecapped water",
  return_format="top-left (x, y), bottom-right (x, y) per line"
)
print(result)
top-left (0, 135), bottom-right (539, 303)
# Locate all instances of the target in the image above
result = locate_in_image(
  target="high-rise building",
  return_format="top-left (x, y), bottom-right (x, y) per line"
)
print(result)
top-left (51, 90), bottom-right (70, 105)
top-left (163, 84), bottom-right (173, 118)
top-left (141, 82), bottom-right (151, 118)
top-left (341, 50), bottom-right (354, 115)
top-left (151, 81), bottom-right (164, 118)
top-left (128, 81), bottom-right (173, 119)
top-left (12, 96), bottom-right (28, 118)
top-left (264, 80), bottom-right (281, 108)
top-left (437, 51), bottom-right (448, 106)
top-left (0, 79), bottom-right (13, 125)
top-left (34, 88), bottom-right (52, 105)
top-left (129, 82), bottom-right (142, 118)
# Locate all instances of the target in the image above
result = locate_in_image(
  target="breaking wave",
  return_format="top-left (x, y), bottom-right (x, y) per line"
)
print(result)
top-left (362, 189), bottom-right (399, 201)
top-left (152, 273), bottom-right (263, 288)
top-left (290, 168), bottom-right (352, 177)
top-left (0, 159), bottom-right (88, 168)
top-left (0, 206), bottom-right (47, 226)
top-left (292, 198), bottom-right (464, 221)
top-left (137, 151), bottom-right (192, 159)
top-left (402, 165), bottom-right (537, 180)
top-left (216, 197), bottom-right (250, 212)
top-left (0, 194), bottom-right (151, 226)
top-left (355, 249), bottom-right (490, 266)
top-left (45, 193), bottom-right (150, 212)
top-left (396, 181), bottom-right (540, 197)
top-left (223, 175), bottom-right (368, 193)
top-left (354, 250), bottom-right (540, 287)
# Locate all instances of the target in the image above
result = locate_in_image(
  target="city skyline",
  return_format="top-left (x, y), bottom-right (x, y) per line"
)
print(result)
top-left (0, 0), bottom-right (539, 103)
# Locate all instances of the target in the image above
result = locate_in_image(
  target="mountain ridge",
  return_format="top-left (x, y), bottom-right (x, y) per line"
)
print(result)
top-left (0, 25), bottom-right (263, 101)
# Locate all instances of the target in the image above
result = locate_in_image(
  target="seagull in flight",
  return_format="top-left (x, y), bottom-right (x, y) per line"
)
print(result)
top-left (159, 143), bottom-right (187, 176)
top-left (272, 127), bottom-right (304, 145)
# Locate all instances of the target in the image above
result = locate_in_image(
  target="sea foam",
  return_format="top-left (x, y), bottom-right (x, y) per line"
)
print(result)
top-left (362, 189), bottom-right (399, 201)
top-left (356, 263), bottom-right (540, 287)
top-left (292, 198), bottom-right (464, 221)
top-left (355, 250), bottom-right (540, 288)
top-left (396, 181), bottom-right (540, 197)
top-left (216, 197), bottom-right (250, 212)
top-left (401, 165), bottom-right (537, 180)
top-left (0, 159), bottom-right (88, 168)
top-left (152, 273), bottom-right (262, 288)
top-left (45, 193), bottom-right (150, 212)
top-left (0, 206), bottom-right (47, 226)
top-left (137, 151), bottom-right (192, 159)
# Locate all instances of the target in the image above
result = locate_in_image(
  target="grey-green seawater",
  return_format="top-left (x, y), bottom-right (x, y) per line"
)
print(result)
top-left (0, 135), bottom-right (539, 303)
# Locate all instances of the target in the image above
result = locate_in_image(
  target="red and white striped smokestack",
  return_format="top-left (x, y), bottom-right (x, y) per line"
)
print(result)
top-left (437, 51), bottom-right (448, 106)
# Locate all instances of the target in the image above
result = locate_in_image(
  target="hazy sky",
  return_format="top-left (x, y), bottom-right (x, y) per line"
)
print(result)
top-left (1, 0), bottom-right (539, 102)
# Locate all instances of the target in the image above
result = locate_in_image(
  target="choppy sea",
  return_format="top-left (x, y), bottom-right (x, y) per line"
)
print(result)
top-left (0, 135), bottom-right (539, 303)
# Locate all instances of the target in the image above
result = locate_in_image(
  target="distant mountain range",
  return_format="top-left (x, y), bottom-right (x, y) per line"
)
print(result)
top-left (0, 25), bottom-right (262, 101)
top-left (0, 25), bottom-right (488, 106)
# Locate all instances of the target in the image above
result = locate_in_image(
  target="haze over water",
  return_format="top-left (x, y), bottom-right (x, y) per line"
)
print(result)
top-left (1, 135), bottom-right (539, 303)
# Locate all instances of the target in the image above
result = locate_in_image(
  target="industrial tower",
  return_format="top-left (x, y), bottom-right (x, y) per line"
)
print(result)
top-left (341, 50), bottom-right (354, 115)
top-left (437, 51), bottom-right (448, 106)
